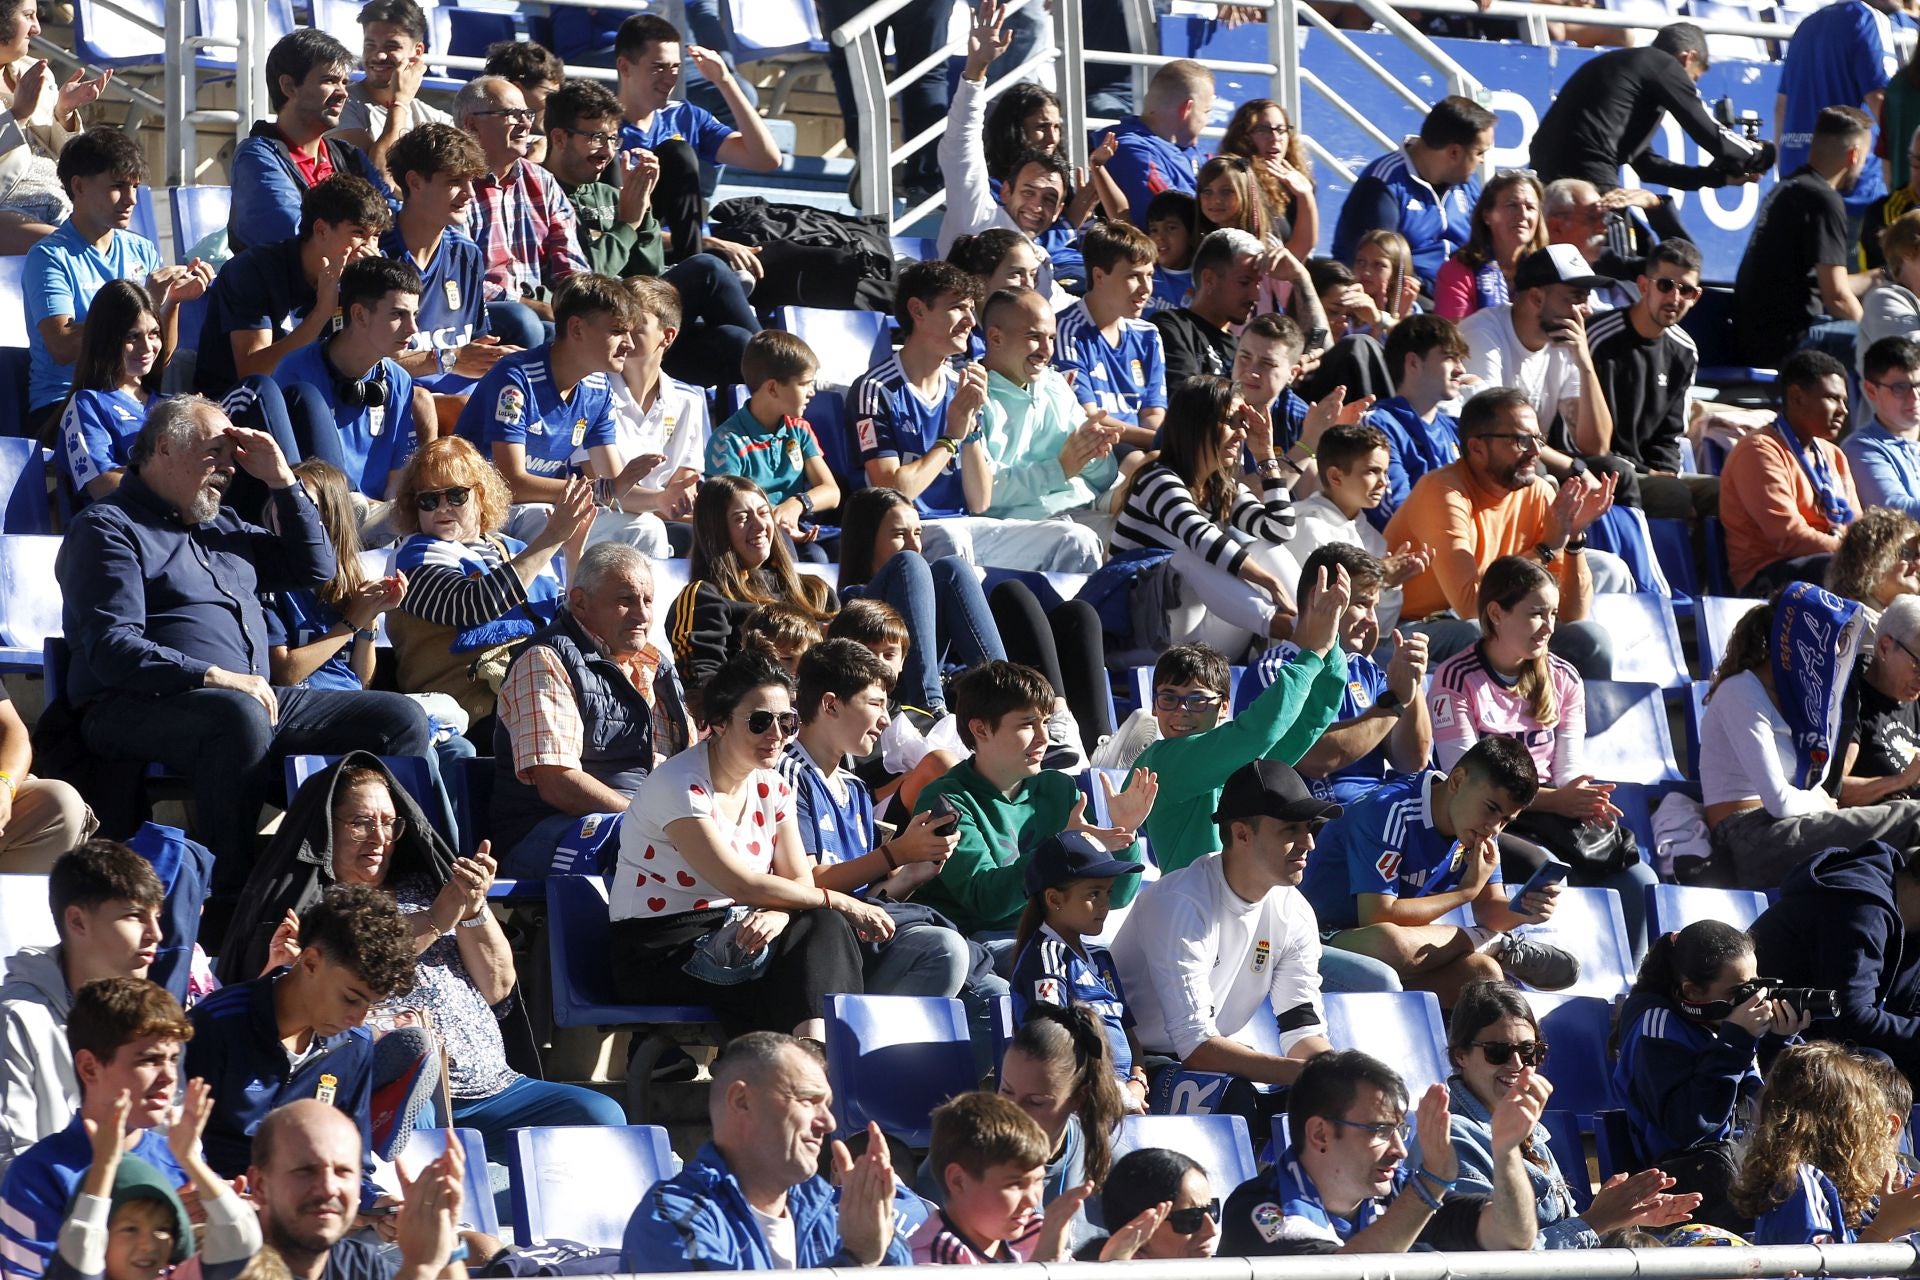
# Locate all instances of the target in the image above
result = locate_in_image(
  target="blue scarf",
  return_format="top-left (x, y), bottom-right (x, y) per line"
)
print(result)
top-left (394, 532), bottom-right (563, 653)
top-left (1473, 260), bottom-right (1511, 312)
top-left (1770, 582), bottom-right (1866, 789)
top-left (1773, 418), bottom-right (1854, 531)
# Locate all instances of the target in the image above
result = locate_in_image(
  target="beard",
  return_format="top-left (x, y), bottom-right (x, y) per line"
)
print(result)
top-left (186, 477), bottom-right (229, 523)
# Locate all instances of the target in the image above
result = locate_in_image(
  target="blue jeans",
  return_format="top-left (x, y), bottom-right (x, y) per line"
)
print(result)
top-left (662, 254), bottom-right (761, 389)
top-left (862, 551), bottom-right (1006, 711)
top-left (867, 920), bottom-right (970, 996)
top-left (486, 301), bottom-right (547, 351)
top-left (1318, 945), bottom-right (1403, 992)
top-left (1796, 317), bottom-right (1861, 370)
top-left (442, 1072), bottom-right (627, 1166)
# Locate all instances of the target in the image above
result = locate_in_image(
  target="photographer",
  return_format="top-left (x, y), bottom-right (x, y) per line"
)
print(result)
top-left (1752, 838), bottom-right (1920, 1085)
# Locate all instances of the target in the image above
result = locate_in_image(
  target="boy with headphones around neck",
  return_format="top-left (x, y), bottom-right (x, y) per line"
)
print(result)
top-left (269, 256), bottom-right (424, 503)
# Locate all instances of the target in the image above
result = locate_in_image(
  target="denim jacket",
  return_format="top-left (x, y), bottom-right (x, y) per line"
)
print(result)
top-left (1410, 1075), bottom-right (1597, 1250)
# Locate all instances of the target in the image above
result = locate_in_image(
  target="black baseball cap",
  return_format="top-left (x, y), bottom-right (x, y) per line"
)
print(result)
top-left (1213, 758), bottom-right (1343, 826)
top-left (1024, 830), bottom-right (1145, 896)
top-left (1513, 243), bottom-right (1615, 292)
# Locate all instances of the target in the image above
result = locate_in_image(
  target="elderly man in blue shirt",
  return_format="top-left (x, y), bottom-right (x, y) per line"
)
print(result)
top-left (54, 396), bottom-right (431, 895)
top-left (1846, 336), bottom-right (1920, 518)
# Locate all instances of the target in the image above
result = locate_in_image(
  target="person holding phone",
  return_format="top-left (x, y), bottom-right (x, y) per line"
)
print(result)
top-left (1428, 554), bottom-right (1658, 956)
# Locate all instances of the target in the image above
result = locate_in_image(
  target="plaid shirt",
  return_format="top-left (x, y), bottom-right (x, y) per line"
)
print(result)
top-left (466, 157), bottom-right (587, 303)
top-left (499, 638), bottom-right (686, 779)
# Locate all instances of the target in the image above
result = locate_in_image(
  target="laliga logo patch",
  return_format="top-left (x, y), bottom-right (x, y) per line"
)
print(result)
top-left (1251, 1202), bottom-right (1285, 1244)
top-left (496, 386), bottom-right (525, 424)
top-left (1035, 978), bottom-right (1062, 1004)
top-left (1375, 850), bottom-right (1402, 881)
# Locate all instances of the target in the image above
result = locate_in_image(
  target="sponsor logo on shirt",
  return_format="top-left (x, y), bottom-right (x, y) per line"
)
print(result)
top-left (1252, 1203), bottom-right (1285, 1244)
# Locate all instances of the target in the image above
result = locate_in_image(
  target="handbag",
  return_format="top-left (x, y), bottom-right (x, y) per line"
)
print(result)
top-left (1507, 810), bottom-right (1641, 878)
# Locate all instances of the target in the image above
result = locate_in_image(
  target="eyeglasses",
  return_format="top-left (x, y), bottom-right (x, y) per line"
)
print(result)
top-left (1893, 634), bottom-right (1920, 667)
top-left (1870, 378), bottom-right (1920, 399)
top-left (564, 128), bottom-right (621, 146)
top-left (1476, 432), bottom-right (1545, 453)
top-left (1249, 123), bottom-right (1291, 138)
top-left (473, 107), bottom-right (535, 124)
top-left (1471, 1038), bottom-right (1549, 1066)
top-left (1166, 1201), bottom-right (1221, 1234)
top-left (745, 709), bottom-right (801, 737)
top-left (1327, 1116), bottom-right (1411, 1144)
top-left (1650, 276), bottom-right (1702, 301)
top-left (341, 815), bottom-right (407, 840)
top-left (414, 486), bottom-right (472, 511)
top-left (1154, 690), bottom-right (1224, 712)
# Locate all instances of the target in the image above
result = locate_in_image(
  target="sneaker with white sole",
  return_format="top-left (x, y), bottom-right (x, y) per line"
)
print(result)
top-left (1043, 707), bottom-right (1088, 774)
top-left (1493, 934), bottom-right (1581, 991)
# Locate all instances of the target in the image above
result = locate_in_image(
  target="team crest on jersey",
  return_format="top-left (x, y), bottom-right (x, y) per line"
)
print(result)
top-left (572, 417), bottom-right (588, 448)
top-left (496, 386), bottom-right (525, 424)
top-left (1251, 1202), bottom-right (1284, 1244)
top-left (1447, 843), bottom-right (1465, 874)
top-left (1034, 977), bottom-right (1062, 1004)
top-left (1251, 939), bottom-right (1271, 974)
top-left (444, 278), bottom-right (461, 311)
top-left (369, 406), bottom-right (386, 437)
top-left (787, 438), bottom-right (804, 470)
top-left (1376, 850), bottom-right (1402, 881)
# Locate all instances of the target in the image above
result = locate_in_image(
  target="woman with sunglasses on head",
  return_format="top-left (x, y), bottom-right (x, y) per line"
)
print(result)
top-left (1826, 507), bottom-right (1920, 634)
top-left (608, 651), bottom-right (893, 1039)
top-left (1433, 172), bottom-right (1547, 322)
top-left (1416, 980), bottom-right (1699, 1248)
top-left (389, 437), bottom-right (595, 739)
top-left (1218, 99), bottom-right (1318, 263)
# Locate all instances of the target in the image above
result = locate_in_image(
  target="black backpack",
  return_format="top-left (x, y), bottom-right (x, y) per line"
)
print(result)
top-left (709, 196), bottom-right (898, 312)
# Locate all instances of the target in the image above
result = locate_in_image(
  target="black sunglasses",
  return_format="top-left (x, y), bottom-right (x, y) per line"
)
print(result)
top-left (1167, 1201), bottom-right (1220, 1235)
top-left (1471, 1039), bottom-right (1548, 1066)
top-left (745, 709), bottom-right (800, 737)
top-left (415, 486), bottom-right (472, 512)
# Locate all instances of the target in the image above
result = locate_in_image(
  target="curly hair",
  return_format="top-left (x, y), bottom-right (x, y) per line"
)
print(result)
top-left (394, 436), bottom-right (513, 538)
top-left (299, 882), bottom-right (418, 997)
top-left (1731, 1042), bottom-right (1893, 1228)
top-left (1218, 98), bottom-right (1311, 223)
top-left (1825, 507), bottom-right (1920, 607)
top-left (983, 81), bottom-right (1063, 184)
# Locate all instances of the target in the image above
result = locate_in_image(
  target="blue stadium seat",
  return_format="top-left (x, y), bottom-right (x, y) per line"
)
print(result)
top-left (1586, 594), bottom-right (1688, 689)
top-left (1581, 680), bottom-right (1685, 785)
top-left (283, 754), bottom-right (455, 847)
top-left (1129, 665), bottom-right (1246, 710)
top-left (775, 307), bottom-right (892, 390)
top-left (398, 1128), bottom-right (498, 1235)
top-left (823, 994), bottom-right (976, 1146)
top-left (0, 256), bottom-right (29, 348)
top-left (446, 8), bottom-right (516, 60)
top-left (0, 443), bottom-right (52, 533)
top-left (544, 875), bottom-right (721, 1122)
top-left (1645, 517), bottom-right (1698, 601)
top-left (1322, 992), bottom-right (1450, 1098)
top-left (130, 185), bottom-right (159, 248)
top-left (0, 350), bottom-right (27, 430)
top-left (890, 235), bottom-right (935, 264)
top-left (169, 186), bottom-right (232, 258)
top-left (1114, 1115), bottom-right (1258, 1199)
top-left (72, 0), bottom-right (164, 65)
top-left (0, 535), bottom-right (62, 670)
top-left (725, 0), bottom-right (828, 59)
top-left (803, 389), bottom-right (861, 491)
top-left (0, 874), bottom-right (56, 976)
top-left (1702, 519), bottom-right (1736, 598)
top-left (193, 0), bottom-right (296, 72)
top-left (1539, 1108), bottom-right (1593, 1213)
top-left (1610, 782), bottom-right (1658, 862)
top-left (1645, 883), bottom-right (1768, 935)
top-left (1511, 887), bottom-right (1635, 998)
top-left (507, 1124), bottom-right (675, 1247)
top-left (1528, 993), bottom-right (1617, 1121)
top-left (1592, 1108), bottom-right (1640, 1180)
top-left (1679, 287), bottom-right (1777, 403)
top-left (1696, 595), bottom-right (1762, 679)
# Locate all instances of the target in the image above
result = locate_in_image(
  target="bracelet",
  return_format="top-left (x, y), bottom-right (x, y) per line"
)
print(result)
top-left (879, 843), bottom-right (899, 872)
top-left (933, 436), bottom-right (961, 457)
top-left (1406, 1174), bottom-right (1444, 1213)
top-left (1, 771), bottom-right (21, 797)
top-left (820, 887), bottom-right (832, 910)
top-left (1413, 1165), bottom-right (1458, 1192)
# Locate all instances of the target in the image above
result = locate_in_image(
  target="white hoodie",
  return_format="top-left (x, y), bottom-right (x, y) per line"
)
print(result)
top-left (0, 946), bottom-right (76, 1178)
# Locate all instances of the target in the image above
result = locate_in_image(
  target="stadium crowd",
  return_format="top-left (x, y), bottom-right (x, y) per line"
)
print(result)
top-left (7, 0), bottom-right (1920, 1267)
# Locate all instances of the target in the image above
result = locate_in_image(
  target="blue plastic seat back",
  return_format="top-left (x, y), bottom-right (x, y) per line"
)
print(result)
top-left (0, 442), bottom-right (52, 534)
top-left (1587, 594), bottom-right (1688, 689)
top-left (1539, 1108), bottom-right (1594, 1213)
top-left (775, 307), bottom-right (892, 390)
top-left (1696, 596), bottom-right (1763, 679)
top-left (1645, 517), bottom-right (1699, 601)
top-left (1509, 887), bottom-right (1635, 998)
top-left (0, 536), bottom-right (63, 650)
top-left (802, 389), bottom-right (861, 492)
top-left (283, 754), bottom-right (454, 847)
top-left (0, 874), bottom-right (56, 977)
top-left (0, 257), bottom-right (30, 348)
top-left (824, 994), bottom-right (976, 1146)
top-left (508, 1124), bottom-right (675, 1247)
top-left (1322, 992), bottom-right (1450, 1098)
top-left (1528, 993), bottom-right (1618, 1120)
top-left (1645, 883), bottom-right (1768, 936)
top-left (544, 875), bottom-right (623, 1023)
top-left (724, 0), bottom-right (827, 58)
top-left (399, 1128), bottom-right (498, 1235)
top-left (170, 186), bottom-right (232, 257)
top-left (1581, 680), bottom-right (1684, 785)
top-left (1113, 1114), bottom-right (1257, 1201)
top-left (890, 236), bottom-right (935, 264)
top-left (72, 0), bottom-right (164, 64)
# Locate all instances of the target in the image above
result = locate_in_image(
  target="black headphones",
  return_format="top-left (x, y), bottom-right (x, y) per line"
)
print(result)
top-left (325, 334), bottom-right (391, 410)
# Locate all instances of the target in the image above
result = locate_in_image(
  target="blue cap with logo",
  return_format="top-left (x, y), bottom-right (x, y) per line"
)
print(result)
top-left (1023, 829), bottom-right (1145, 897)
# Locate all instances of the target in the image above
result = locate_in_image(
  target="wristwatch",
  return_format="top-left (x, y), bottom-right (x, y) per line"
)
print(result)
top-left (796, 490), bottom-right (815, 518)
top-left (1566, 534), bottom-right (1588, 553)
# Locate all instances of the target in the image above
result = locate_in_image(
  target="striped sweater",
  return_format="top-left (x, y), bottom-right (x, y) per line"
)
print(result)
top-left (1111, 463), bottom-right (1296, 573)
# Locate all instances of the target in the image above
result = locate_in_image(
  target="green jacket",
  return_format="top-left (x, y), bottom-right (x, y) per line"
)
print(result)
top-left (1135, 645), bottom-right (1351, 874)
top-left (563, 180), bottom-right (666, 279)
top-left (911, 762), bottom-right (1142, 936)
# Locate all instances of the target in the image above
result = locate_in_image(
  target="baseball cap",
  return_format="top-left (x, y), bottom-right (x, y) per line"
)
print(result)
top-left (1023, 830), bottom-right (1146, 897)
top-left (1212, 758), bottom-right (1343, 826)
top-left (1513, 243), bottom-right (1615, 293)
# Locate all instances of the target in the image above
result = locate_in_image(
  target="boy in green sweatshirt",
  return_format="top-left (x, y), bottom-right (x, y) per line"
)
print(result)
top-left (913, 662), bottom-right (1158, 943)
top-left (1136, 563), bottom-right (1353, 874)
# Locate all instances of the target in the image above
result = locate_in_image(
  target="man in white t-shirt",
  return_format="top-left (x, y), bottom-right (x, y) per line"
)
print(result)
top-left (604, 275), bottom-right (708, 557)
top-left (1111, 758), bottom-right (1336, 1121)
top-left (328, 0), bottom-right (454, 181)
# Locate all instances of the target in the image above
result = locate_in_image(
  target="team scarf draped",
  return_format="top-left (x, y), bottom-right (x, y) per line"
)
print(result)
top-left (1772, 417), bottom-right (1854, 531)
top-left (1769, 581), bottom-right (1865, 789)
top-left (1473, 260), bottom-right (1511, 312)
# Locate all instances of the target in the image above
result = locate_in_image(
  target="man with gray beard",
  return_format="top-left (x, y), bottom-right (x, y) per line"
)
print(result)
top-left (55, 396), bottom-right (431, 900)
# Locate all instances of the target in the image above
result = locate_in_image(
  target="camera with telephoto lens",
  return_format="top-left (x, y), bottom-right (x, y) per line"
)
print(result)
top-left (1709, 96), bottom-right (1776, 178)
top-left (1737, 978), bottom-right (1840, 1020)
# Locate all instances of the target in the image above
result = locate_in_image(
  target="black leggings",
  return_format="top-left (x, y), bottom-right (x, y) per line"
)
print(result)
top-left (610, 906), bottom-right (865, 1037)
top-left (988, 582), bottom-right (1115, 750)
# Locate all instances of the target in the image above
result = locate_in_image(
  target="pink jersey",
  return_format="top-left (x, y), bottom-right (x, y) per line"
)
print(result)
top-left (1427, 644), bottom-right (1585, 786)
top-left (909, 1209), bottom-right (1045, 1265)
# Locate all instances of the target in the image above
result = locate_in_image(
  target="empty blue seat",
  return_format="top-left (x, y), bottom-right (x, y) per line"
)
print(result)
top-left (1539, 1108), bottom-right (1593, 1213)
top-left (1696, 595), bottom-right (1760, 678)
top-left (0, 443), bottom-right (52, 534)
top-left (169, 186), bottom-right (232, 258)
top-left (72, 0), bottom-right (164, 65)
top-left (1113, 1114), bottom-right (1257, 1198)
top-left (824, 994), bottom-right (976, 1146)
top-left (890, 235), bottom-right (935, 263)
top-left (283, 754), bottom-right (455, 848)
top-left (725, 0), bottom-right (828, 58)
top-left (399, 1128), bottom-right (498, 1235)
top-left (1581, 680), bottom-right (1685, 785)
top-left (1645, 883), bottom-right (1768, 936)
top-left (0, 535), bottom-right (61, 669)
top-left (1322, 992), bottom-right (1450, 1098)
top-left (1587, 594), bottom-right (1688, 689)
top-left (1510, 887), bottom-right (1635, 998)
top-left (1528, 993), bottom-right (1617, 1121)
top-left (507, 1124), bottom-right (675, 1247)
top-left (775, 307), bottom-right (892, 390)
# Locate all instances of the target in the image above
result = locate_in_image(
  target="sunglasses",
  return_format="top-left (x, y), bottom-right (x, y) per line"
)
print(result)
top-left (1650, 276), bottom-right (1702, 301)
top-left (1166, 1201), bottom-right (1220, 1235)
top-left (415, 486), bottom-right (472, 512)
top-left (1471, 1039), bottom-right (1549, 1066)
top-left (745, 709), bottom-right (800, 737)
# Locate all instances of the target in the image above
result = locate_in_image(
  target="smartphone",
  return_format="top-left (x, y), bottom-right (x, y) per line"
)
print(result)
top-left (1508, 858), bottom-right (1571, 913)
top-left (361, 1204), bottom-right (400, 1218)
top-left (925, 794), bottom-right (961, 837)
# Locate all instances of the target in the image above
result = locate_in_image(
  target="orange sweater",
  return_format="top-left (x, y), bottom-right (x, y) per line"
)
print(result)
top-left (1383, 462), bottom-right (1583, 620)
top-left (1719, 424), bottom-right (1856, 591)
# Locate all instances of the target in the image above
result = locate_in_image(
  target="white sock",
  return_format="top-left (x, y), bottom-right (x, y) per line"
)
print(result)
top-left (1464, 926), bottom-right (1502, 953)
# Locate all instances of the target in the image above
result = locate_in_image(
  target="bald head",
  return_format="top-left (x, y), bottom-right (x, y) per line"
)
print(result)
top-left (981, 286), bottom-right (1056, 386)
top-left (254, 1099), bottom-right (359, 1171)
top-left (1143, 59), bottom-right (1215, 148)
top-left (250, 1099), bottom-right (363, 1266)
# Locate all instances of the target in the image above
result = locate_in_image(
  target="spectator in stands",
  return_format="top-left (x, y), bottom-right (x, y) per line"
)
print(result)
top-left (1111, 375), bottom-right (1302, 656)
top-left (230, 31), bottom-right (389, 256)
top-left (1366, 314), bottom-right (1464, 529)
top-left (0, 844), bottom-right (161, 1175)
top-left (1350, 229), bottom-right (1419, 331)
top-left (1218, 98), bottom-right (1317, 262)
top-left (607, 276), bottom-right (706, 532)
top-left (381, 124), bottom-right (513, 412)
top-left (1110, 757), bottom-right (1334, 1107)
top-left (1858, 217), bottom-right (1920, 376)
top-left (821, 599), bottom-right (964, 820)
top-left (1428, 554), bottom-right (1660, 952)
top-left (1332, 96), bottom-right (1493, 289)
top-left (739, 606), bottom-right (820, 676)
top-left (1734, 1042), bottom-right (1920, 1244)
top-left (1245, 544), bottom-right (1433, 809)
top-left (1735, 107), bottom-right (1873, 369)
top-left (1845, 338), bottom-right (1920, 519)
top-left (1586, 239), bottom-right (1718, 521)
top-left (483, 40), bottom-right (563, 166)
top-left (1719, 350), bottom-right (1859, 595)
top-left (1220, 1046), bottom-right (1543, 1255)
top-left (194, 175), bottom-right (388, 398)
top-left (1, 0), bottom-right (111, 251)
top-left (610, 14), bottom-right (783, 273)
top-left (950, 229), bottom-right (1043, 309)
top-left (388, 439), bottom-right (582, 736)
top-left (1615, 921), bottom-right (1801, 1231)
top-left (1145, 191), bottom-right (1197, 315)
top-left (249, 1098), bottom-right (465, 1280)
top-left (1154, 228), bottom-right (1271, 385)
top-left (1383, 387), bottom-right (1621, 678)
top-left (609, 653), bottom-right (890, 1038)
top-left (1055, 220), bottom-right (1165, 448)
top-left (56, 280), bottom-right (165, 503)
top-left (1862, 131), bottom-right (1920, 270)
top-left (329, 0), bottom-right (450, 184)
top-left (1288, 423), bottom-right (1429, 633)
top-left (1078, 1149), bottom-right (1219, 1261)
top-left (0, 979), bottom-right (188, 1280)
top-left (1830, 593), bottom-right (1920, 802)
top-left (622, 1032), bottom-right (912, 1270)
top-left (1228, 313), bottom-right (1370, 497)
top-left (665, 475), bottom-right (837, 703)
top-left (1434, 171), bottom-right (1545, 323)
top-left (1777, 0), bottom-right (1899, 230)
top-left (456, 75), bottom-right (583, 346)
top-left (1421, 981), bottom-right (1698, 1248)
top-left (57, 397), bottom-right (430, 886)
top-left (707, 331), bottom-right (840, 559)
top-left (1699, 594), bottom-right (1920, 886)
top-left (26, 128), bottom-right (210, 438)
top-left (1105, 60), bottom-right (1214, 225)
top-left (977, 81), bottom-right (1124, 290)
top-left (912, 1092), bottom-right (1096, 1264)
top-left (913, 662), bottom-right (1152, 943)
top-left (492, 542), bottom-right (690, 879)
